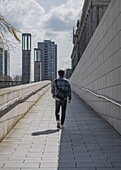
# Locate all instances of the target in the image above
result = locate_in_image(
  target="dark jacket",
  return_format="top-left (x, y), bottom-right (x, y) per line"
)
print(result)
top-left (51, 77), bottom-right (71, 100)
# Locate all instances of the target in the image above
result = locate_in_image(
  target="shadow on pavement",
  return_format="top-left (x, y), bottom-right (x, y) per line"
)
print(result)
top-left (57, 93), bottom-right (121, 170)
top-left (31, 129), bottom-right (60, 136)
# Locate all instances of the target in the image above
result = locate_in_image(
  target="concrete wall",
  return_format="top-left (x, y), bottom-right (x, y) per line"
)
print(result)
top-left (70, 0), bottom-right (121, 134)
top-left (0, 81), bottom-right (51, 141)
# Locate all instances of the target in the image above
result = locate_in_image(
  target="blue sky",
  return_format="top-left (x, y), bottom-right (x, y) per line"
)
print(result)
top-left (0, 0), bottom-right (84, 79)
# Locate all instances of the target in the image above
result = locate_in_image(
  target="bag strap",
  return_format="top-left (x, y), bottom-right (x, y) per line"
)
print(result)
top-left (55, 79), bottom-right (58, 89)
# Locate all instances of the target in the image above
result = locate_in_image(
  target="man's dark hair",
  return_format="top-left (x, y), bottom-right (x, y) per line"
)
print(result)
top-left (58, 70), bottom-right (65, 77)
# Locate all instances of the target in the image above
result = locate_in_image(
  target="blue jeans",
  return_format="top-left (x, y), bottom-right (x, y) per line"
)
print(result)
top-left (55, 100), bottom-right (67, 125)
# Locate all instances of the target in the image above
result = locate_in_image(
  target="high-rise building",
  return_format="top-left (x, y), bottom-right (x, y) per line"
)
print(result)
top-left (34, 48), bottom-right (42, 82)
top-left (22, 33), bottom-right (31, 84)
top-left (0, 48), bottom-right (10, 77)
top-left (0, 48), bottom-right (4, 76)
top-left (38, 40), bottom-right (57, 81)
top-left (4, 50), bottom-right (10, 76)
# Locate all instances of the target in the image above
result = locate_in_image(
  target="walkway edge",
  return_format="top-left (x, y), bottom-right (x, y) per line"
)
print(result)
top-left (0, 83), bottom-right (51, 142)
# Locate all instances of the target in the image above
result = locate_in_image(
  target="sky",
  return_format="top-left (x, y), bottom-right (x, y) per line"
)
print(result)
top-left (0, 0), bottom-right (84, 80)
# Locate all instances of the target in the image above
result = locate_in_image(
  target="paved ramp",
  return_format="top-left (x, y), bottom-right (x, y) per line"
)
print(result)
top-left (0, 89), bottom-right (121, 170)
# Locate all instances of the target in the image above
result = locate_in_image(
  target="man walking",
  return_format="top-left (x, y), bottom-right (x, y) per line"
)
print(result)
top-left (51, 70), bottom-right (71, 128)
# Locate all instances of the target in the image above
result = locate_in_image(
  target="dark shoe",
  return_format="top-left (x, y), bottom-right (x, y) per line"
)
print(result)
top-left (57, 122), bottom-right (60, 128)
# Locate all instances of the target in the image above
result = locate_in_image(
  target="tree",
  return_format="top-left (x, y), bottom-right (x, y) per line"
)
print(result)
top-left (13, 75), bottom-right (22, 81)
top-left (0, 75), bottom-right (13, 81)
top-left (0, 13), bottom-right (21, 44)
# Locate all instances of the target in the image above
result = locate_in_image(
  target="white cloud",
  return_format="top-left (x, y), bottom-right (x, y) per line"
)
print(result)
top-left (1, 0), bottom-right (45, 30)
top-left (42, 0), bottom-right (83, 32)
top-left (0, 0), bottom-right (84, 79)
top-left (41, 0), bottom-right (84, 70)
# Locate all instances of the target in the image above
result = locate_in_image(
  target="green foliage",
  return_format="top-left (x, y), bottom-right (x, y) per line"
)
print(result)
top-left (13, 75), bottom-right (22, 81)
top-left (0, 13), bottom-right (21, 43)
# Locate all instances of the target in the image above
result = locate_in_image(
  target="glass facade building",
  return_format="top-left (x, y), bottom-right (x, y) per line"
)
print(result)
top-left (4, 50), bottom-right (10, 76)
top-left (0, 48), bottom-right (10, 77)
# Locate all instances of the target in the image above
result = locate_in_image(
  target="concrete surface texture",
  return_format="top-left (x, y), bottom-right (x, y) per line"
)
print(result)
top-left (70, 0), bottom-right (121, 134)
top-left (0, 89), bottom-right (121, 169)
top-left (0, 81), bottom-right (51, 142)
top-left (0, 81), bottom-right (50, 107)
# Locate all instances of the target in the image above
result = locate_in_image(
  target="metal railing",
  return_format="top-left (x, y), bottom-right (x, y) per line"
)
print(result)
top-left (0, 81), bottom-right (22, 88)
top-left (72, 82), bottom-right (121, 107)
top-left (0, 83), bottom-right (50, 118)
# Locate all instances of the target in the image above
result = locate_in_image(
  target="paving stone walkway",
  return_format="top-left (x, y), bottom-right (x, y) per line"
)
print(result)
top-left (0, 89), bottom-right (121, 170)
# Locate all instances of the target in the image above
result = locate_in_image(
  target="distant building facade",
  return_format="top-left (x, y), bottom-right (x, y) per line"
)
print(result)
top-left (71, 0), bottom-right (111, 72)
top-left (38, 40), bottom-right (57, 81)
top-left (34, 48), bottom-right (42, 82)
top-left (22, 33), bottom-right (31, 84)
top-left (0, 48), bottom-right (10, 77)
top-left (4, 50), bottom-right (10, 76)
top-left (0, 48), bottom-right (5, 76)
top-left (65, 69), bottom-right (72, 79)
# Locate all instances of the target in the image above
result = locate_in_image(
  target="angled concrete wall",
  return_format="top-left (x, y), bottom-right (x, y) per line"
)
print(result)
top-left (0, 81), bottom-right (51, 141)
top-left (70, 0), bottom-right (121, 134)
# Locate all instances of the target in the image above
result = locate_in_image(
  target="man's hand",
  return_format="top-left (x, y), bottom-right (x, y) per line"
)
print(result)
top-left (68, 100), bottom-right (71, 103)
